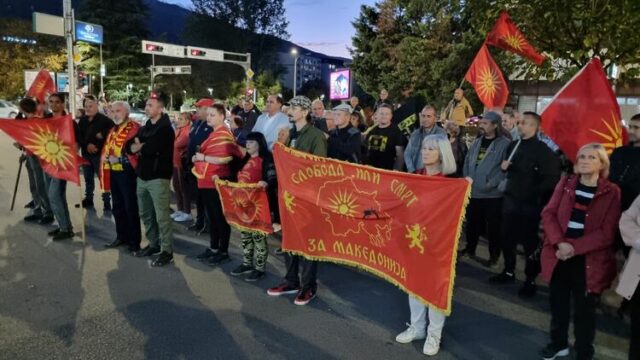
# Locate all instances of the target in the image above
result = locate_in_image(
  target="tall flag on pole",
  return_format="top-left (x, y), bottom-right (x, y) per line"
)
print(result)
top-left (465, 44), bottom-right (509, 109)
top-left (0, 115), bottom-right (83, 184)
top-left (26, 69), bottom-right (56, 103)
top-left (486, 11), bottom-right (546, 66)
top-left (541, 58), bottom-right (624, 162)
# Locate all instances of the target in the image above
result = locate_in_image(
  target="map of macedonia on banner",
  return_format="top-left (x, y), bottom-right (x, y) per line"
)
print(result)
top-left (273, 144), bottom-right (471, 314)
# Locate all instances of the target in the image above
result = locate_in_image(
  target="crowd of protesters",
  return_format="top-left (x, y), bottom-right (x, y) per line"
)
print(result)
top-left (10, 86), bottom-right (640, 359)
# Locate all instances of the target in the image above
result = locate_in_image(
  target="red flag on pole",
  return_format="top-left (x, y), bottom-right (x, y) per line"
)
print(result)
top-left (486, 11), bottom-right (546, 66)
top-left (26, 69), bottom-right (56, 104)
top-left (0, 115), bottom-right (83, 184)
top-left (541, 58), bottom-right (624, 162)
top-left (465, 44), bottom-right (509, 109)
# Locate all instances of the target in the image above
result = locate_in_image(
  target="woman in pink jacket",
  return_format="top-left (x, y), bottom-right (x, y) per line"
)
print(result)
top-left (616, 194), bottom-right (640, 360)
top-left (539, 143), bottom-right (621, 360)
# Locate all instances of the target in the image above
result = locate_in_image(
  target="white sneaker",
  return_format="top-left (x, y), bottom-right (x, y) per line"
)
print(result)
top-left (170, 211), bottom-right (183, 219)
top-left (423, 334), bottom-right (441, 356)
top-left (174, 213), bottom-right (193, 222)
top-left (395, 323), bottom-right (426, 344)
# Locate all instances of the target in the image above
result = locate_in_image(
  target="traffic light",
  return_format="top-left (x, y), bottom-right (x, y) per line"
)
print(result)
top-left (145, 44), bottom-right (164, 53)
top-left (190, 49), bottom-right (206, 57)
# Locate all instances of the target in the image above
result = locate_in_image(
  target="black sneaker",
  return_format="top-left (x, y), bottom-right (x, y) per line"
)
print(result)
top-left (135, 245), bottom-right (161, 257)
top-left (187, 223), bottom-right (204, 232)
top-left (195, 248), bottom-right (217, 262)
top-left (24, 213), bottom-right (43, 222)
top-left (24, 200), bottom-right (35, 209)
top-left (38, 215), bottom-right (54, 225)
top-left (489, 271), bottom-right (515, 284)
top-left (47, 228), bottom-right (61, 236)
top-left (539, 344), bottom-right (569, 360)
top-left (206, 252), bottom-right (230, 266)
top-left (128, 245), bottom-right (141, 253)
top-left (245, 270), bottom-right (265, 282)
top-left (230, 264), bottom-right (254, 276)
top-left (52, 230), bottom-right (74, 241)
top-left (151, 252), bottom-right (174, 267)
top-left (518, 281), bottom-right (537, 299)
top-left (81, 198), bottom-right (94, 209)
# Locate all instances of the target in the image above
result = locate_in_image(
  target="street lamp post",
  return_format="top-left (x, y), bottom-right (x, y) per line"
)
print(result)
top-left (207, 88), bottom-right (213, 96)
top-left (290, 48), bottom-right (299, 97)
top-left (126, 83), bottom-right (133, 105)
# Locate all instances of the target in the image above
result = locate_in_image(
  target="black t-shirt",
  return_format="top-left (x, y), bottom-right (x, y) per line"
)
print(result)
top-left (476, 136), bottom-right (495, 165)
top-left (565, 182), bottom-right (597, 239)
top-left (366, 124), bottom-right (405, 170)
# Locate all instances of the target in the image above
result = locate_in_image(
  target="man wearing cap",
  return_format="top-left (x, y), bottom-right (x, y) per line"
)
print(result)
top-left (252, 94), bottom-right (290, 149)
top-left (267, 95), bottom-right (327, 306)
top-left (126, 92), bottom-right (175, 267)
top-left (404, 105), bottom-right (447, 173)
top-left (237, 97), bottom-right (261, 132)
top-left (492, 111), bottom-right (561, 298)
top-left (459, 111), bottom-right (510, 267)
top-left (186, 98), bottom-right (214, 233)
top-left (440, 88), bottom-right (473, 126)
top-left (327, 103), bottom-right (362, 163)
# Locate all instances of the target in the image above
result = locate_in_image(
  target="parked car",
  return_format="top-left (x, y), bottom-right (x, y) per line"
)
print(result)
top-left (129, 108), bottom-right (147, 125)
top-left (0, 100), bottom-right (19, 118)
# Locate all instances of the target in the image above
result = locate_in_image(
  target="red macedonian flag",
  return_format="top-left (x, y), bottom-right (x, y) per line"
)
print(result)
top-left (0, 115), bottom-right (83, 184)
top-left (465, 44), bottom-right (509, 109)
top-left (26, 69), bottom-right (56, 104)
top-left (216, 179), bottom-right (272, 234)
top-left (273, 144), bottom-right (470, 314)
top-left (486, 11), bottom-right (546, 66)
top-left (541, 58), bottom-right (624, 162)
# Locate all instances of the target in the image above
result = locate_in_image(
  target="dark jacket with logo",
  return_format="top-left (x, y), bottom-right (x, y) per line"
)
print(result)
top-left (327, 124), bottom-right (361, 163)
top-left (78, 112), bottom-right (114, 157)
top-left (126, 113), bottom-right (174, 181)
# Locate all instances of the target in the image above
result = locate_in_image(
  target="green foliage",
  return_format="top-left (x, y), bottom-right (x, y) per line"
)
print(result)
top-left (351, 0), bottom-right (640, 109)
top-left (192, 0), bottom-right (289, 38)
top-left (0, 19), bottom-right (66, 100)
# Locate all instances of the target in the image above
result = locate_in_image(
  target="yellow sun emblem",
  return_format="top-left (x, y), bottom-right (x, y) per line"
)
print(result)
top-left (501, 33), bottom-right (526, 51)
top-left (24, 126), bottom-right (73, 169)
top-left (477, 67), bottom-right (501, 100)
top-left (589, 112), bottom-right (624, 154)
top-left (327, 190), bottom-right (359, 217)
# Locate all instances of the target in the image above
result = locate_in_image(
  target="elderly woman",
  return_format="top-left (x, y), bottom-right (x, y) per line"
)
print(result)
top-left (395, 134), bottom-right (465, 356)
top-left (539, 143), bottom-right (621, 360)
top-left (617, 194), bottom-right (640, 359)
top-left (192, 103), bottom-right (242, 265)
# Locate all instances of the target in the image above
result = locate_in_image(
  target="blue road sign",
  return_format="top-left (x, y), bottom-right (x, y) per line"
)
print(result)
top-left (75, 21), bottom-right (103, 45)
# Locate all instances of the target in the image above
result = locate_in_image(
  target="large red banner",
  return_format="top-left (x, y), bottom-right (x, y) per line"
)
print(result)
top-left (216, 179), bottom-right (272, 235)
top-left (273, 144), bottom-right (470, 314)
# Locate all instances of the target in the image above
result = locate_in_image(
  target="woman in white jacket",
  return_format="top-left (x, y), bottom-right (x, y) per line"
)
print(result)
top-left (616, 194), bottom-right (640, 360)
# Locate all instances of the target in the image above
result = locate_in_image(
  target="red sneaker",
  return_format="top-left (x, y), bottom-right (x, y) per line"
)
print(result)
top-left (267, 282), bottom-right (300, 296)
top-left (294, 287), bottom-right (317, 306)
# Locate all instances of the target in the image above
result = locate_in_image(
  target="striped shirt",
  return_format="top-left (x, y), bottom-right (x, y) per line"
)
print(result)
top-left (565, 182), bottom-right (598, 239)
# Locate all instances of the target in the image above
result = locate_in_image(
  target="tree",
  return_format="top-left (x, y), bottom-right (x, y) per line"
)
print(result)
top-left (350, 0), bottom-right (640, 109)
top-left (192, 0), bottom-right (289, 38)
top-left (77, 0), bottom-right (150, 99)
top-left (0, 19), bottom-right (66, 100)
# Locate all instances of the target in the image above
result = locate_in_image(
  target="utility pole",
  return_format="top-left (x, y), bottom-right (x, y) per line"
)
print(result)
top-left (63, 0), bottom-right (76, 114)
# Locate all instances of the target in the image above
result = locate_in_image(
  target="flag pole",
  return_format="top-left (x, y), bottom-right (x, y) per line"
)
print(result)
top-left (10, 155), bottom-right (25, 211)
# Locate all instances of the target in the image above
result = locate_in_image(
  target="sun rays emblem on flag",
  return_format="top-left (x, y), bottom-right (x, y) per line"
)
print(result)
top-left (24, 126), bottom-right (74, 169)
top-left (232, 189), bottom-right (264, 223)
top-left (589, 112), bottom-right (624, 154)
top-left (327, 190), bottom-right (359, 217)
top-left (477, 67), bottom-right (501, 99)
top-left (501, 33), bottom-right (526, 51)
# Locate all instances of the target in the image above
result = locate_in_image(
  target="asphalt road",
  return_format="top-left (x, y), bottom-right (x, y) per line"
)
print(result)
top-left (0, 132), bottom-right (630, 360)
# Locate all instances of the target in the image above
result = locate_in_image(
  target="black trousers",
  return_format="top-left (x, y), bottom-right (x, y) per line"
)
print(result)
top-left (631, 285), bottom-right (640, 360)
top-left (110, 169), bottom-right (141, 248)
top-left (464, 197), bottom-right (502, 259)
top-left (549, 256), bottom-right (597, 359)
top-left (200, 188), bottom-right (230, 253)
top-left (501, 195), bottom-right (542, 280)
top-left (285, 253), bottom-right (318, 291)
top-left (187, 168), bottom-right (206, 227)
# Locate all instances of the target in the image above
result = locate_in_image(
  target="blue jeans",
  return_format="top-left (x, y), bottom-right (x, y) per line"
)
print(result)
top-left (47, 175), bottom-right (72, 231)
top-left (26, 155), bottom-right (52, 217)
top-left (82, 153), bottom-right (111, 205)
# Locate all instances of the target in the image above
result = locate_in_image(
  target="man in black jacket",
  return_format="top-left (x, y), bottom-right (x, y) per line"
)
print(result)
top-left (492, 111), bottom-right (561, 299)
top-left (327, 104), bottom-right (361, 163)
top-left (78, 95), bottom-right (114, 210)
top-left (126, 92), bottom-right (175, 267)
top-left (610, 113), bottom-right (640, 212)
